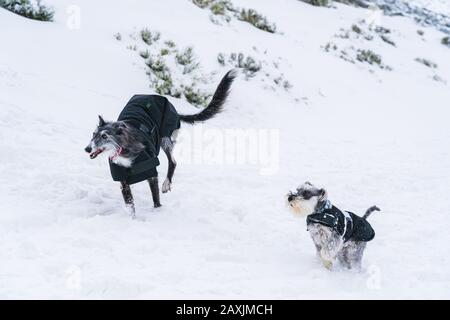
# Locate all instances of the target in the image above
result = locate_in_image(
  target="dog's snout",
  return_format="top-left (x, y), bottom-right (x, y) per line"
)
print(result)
top-left (288, 194), bottom-right (295, 202)
top-left (85, 146), bottom-right (92, 153)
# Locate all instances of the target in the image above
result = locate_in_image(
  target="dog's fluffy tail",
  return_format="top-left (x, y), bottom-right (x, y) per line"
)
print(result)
top-left (363, 206), bottom-right (380, 219)
top-left (179, 70), bottom-right (237, 124)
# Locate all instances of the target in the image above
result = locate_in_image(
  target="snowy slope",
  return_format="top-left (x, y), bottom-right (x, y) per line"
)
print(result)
top-left (0, 0), bottom-right (450, 299)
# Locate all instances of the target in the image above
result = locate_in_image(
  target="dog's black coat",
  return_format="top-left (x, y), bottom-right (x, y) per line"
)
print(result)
top-left (307, 203), bottom-right (375, 242)
top-left (109, 95), bottom-right (180, 185)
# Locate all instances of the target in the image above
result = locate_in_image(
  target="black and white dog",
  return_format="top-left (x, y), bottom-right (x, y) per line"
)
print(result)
top-left (85, 70), bottom-right (236, 218)
top-left (287, 182), bottom-right (380, 270)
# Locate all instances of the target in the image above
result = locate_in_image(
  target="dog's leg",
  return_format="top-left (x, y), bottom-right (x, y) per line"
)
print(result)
top-left (161, 136), bottom-right (177, 193)
top-left (148, 177), bottom-right (162, 208)
top-left (320, 233), bottom-right (343, 270)
top-left (120, 181), bottom-right (136, 219)
top-left (344, 242), bottom-right (366, 270)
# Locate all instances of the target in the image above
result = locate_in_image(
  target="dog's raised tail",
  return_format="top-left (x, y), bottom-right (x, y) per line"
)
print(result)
top-left (363, 206), bottom-right (381, 219)
top-left (179, 69), bottom-right (237, 124)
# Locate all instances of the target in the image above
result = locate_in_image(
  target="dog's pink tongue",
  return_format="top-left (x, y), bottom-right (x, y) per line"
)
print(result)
top-left (90, 149), bottom-right (103, 159)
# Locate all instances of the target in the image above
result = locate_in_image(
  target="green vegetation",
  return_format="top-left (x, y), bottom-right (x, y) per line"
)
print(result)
top-left (301, 0), bottom-right (331, 6)
top-left (415, 57), bottom-right (438, 69)
top-left (238, 9), bottom-right (277, 33)
top-left (0, 0), bottom-right (54, 21)
top-left (192, 0), bottom-right (277, 33)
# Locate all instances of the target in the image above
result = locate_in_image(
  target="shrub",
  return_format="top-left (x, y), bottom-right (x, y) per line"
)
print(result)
top-left (192, 0), bottom-right (232, 15)
top-left (302, 0), bottom-right (331, 7)
top-left (218, 53), bottom-right (261, 78)
top-left (125, 29), bottom-right (213, 107)
top-left (442, 37), bottom-right (450, 47)
top-left (141, 28), bottom-right (160, 45)
top-left (380, 35), bottom-right (396, 46)
top-left (210, 1), bottom-right (227, 15)
top-left (323, 42), bottom-right (338, 52)
top-left (415, 58), bottom-right (438, 69)
top-left (351, 24), bottom-right (362, 34)
top-left (192, 0), bottom-right (212, 9)
top-left (374, 26), bottom-right (391, 34)
top-left (175, 47), bottom-right (200, 74)
top-left (192, 0), bottom-right (277, 33)
top-left (238, 9), bottom-right (276, 33)
top-left (152, 73), bottom-right (174, 96)
top-left (0, 0), bottom-right (54, 21)
top-left (139, 50), bottom-right (150, 59)
top-left (165, 40), bottom-right (176, 48)
top-left (357, 50), bottom-right (382, 65)
top-left (356, 49), bottom-right (391, 70)
top-left (183, 86), bottom-right (211, 107)
top-left (146, 56), bottom-right (169, 73)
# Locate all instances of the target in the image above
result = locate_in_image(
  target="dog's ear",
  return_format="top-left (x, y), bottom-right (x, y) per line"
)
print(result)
top-left (318, 188), bottom-right (328, 201)
top-left (98, 115), bottom-right (106, 127)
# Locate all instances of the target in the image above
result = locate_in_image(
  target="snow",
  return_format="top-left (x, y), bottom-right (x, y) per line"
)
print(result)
top-left (1, 0), bottom-right (450, 299)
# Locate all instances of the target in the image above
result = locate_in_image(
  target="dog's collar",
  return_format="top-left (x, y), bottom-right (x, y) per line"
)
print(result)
top-left (315, 200), bottom-right (332, 214)
top-left (109, 146), bottom-right (123, 161)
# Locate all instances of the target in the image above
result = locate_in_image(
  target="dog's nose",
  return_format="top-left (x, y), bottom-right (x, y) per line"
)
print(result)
top-left (85, 146), bottom-right (92, 153)
top-left (288, 194), bottom-right (295, 202)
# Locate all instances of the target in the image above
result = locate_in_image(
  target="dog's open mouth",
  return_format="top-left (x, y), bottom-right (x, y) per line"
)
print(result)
top-left (90, 148), bottom-right (104, 159)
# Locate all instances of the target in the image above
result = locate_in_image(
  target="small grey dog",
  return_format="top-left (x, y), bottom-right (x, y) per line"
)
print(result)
top-left (287, 182), bottom-right (380, 270)
top-left (85, 70), bottom-right (236, 218)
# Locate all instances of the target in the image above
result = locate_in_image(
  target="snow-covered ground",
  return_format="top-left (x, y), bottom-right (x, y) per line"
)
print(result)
top-left (1, 0), bottom-right (449, 299)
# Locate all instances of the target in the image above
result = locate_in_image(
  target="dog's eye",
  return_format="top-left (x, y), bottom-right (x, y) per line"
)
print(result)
top-left (302, 191), bottom-right (312, 199)
top-left (101, 133), bottom-right (108, 139)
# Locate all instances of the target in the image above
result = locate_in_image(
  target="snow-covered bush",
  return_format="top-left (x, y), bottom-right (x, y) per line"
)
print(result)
top-left (357, 49), bottom-right (382, 65)
top-left (356, 49), bottom-right (391, 70)
top-left (175, 47), bottom-right (200, 74)
top-left (122, 29), bottom-right (212, 107)
top-left (191, 0), bottom-right (277, 33)
top-left (324, 21), bottom-right (396, 71)
top-left (141, 28), bottom-right (160, 46)
top-left (300, 0), bottom-right (331, 7)
top-left (334, 0), bottom-right (370, 7)
top-left (238, 9), bottom-right (276, 33)
top-left (218, 53), bottom-right (261, 78)
top-left (183, 86), bottom-right (211, 106)
top-left (0, 0), bottom-right (54, 21)
top-left (415, 57), bottom-right (438, 69)
top-left (380, 35), bottom-right (395, 46)
top-left (442, 37), bottom-right (450, 48)
top-left (218, 52), bottom-right (292, 91)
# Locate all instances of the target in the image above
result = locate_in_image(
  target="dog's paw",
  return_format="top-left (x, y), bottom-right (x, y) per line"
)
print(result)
top-left (125, 204), bottom-right (136, 220)
top-left (321, 258), bottom-right (333, 270)
top-left (162, 179), bottom-right (172, 193)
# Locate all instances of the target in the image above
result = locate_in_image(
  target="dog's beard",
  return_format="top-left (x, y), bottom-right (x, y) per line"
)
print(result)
top-left (287, 198), bottom-right (317, 217)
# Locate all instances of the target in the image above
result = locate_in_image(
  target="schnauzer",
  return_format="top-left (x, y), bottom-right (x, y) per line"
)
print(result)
top-left (287, 182), bottom-right (380, 270)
